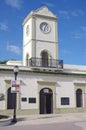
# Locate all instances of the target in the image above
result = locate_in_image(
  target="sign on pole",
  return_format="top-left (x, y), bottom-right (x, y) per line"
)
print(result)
top-left (11, 80), bottom-right (20, 93)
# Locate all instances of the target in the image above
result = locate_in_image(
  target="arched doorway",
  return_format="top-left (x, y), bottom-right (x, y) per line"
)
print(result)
top-left (76, 89), bottom-right (83, 107)
top-left (40, 88), bottom-right (53, 114)
top-left (7, 87), bottom-right (15, 109)
top-left (41, 50), bottom-right (48, 67)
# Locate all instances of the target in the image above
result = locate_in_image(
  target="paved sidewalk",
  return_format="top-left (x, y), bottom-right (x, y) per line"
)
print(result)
top-left (15, 112), bottom-right (86, 126)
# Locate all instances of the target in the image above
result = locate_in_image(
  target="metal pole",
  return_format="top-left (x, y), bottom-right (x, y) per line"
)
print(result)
top-left (12, 66), bottom-right (18, 123)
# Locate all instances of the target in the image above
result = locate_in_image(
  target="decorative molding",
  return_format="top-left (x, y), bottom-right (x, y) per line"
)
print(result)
top-left (37, 81), bottom-right (56, 86)
top-left (74, 82), bottom-right (86, 86)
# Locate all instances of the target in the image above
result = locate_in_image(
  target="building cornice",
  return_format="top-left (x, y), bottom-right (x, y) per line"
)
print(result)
top-left (0, 66), bottom-right (86, 78)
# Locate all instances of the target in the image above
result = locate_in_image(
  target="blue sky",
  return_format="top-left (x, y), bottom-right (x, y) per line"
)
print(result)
top-left (0, 0), bottom-right (86, 65)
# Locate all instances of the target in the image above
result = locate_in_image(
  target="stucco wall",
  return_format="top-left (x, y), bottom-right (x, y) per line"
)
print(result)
top-left (0, 70), bottom-right (86, 111)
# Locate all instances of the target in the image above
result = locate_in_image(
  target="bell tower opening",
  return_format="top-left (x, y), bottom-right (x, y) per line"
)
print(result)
top-left (41, 50), bottom-right (48, 67)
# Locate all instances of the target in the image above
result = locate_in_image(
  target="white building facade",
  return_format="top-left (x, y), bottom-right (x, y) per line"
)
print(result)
top-left (0, 6), bottom-right (86, 114)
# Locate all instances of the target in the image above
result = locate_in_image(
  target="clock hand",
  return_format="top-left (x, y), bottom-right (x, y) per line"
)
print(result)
top-left (43, 24), bottom-right (46, 31)
top-left (44, 25), bottom-right (48, 31)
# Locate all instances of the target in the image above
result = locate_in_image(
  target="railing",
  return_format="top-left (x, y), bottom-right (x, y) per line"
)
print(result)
top-left (29, 57), bottom-right (63, 69)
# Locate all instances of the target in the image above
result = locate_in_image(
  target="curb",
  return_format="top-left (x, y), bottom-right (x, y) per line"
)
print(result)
top-left (0, 116), bottom-right (12, 126)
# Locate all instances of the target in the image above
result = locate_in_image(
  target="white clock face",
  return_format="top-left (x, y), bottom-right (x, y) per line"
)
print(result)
top-left (40, 22), bottom-right (51, 33)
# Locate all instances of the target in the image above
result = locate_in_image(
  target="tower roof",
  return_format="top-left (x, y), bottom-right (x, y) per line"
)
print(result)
top-left (23, 6), bottom-right (57, 25)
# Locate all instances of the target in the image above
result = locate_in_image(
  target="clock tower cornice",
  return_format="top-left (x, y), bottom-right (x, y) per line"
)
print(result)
top-left (23, 14), bottom-right (57, 26)
top-left (22, 6), bottom-right (57, 26)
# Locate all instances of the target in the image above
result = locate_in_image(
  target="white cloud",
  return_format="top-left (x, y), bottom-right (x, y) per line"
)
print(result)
top-left (41, 1), bottom-right (55, 7)
top-left (5, 0), bottom-right (23, 9)
top-left (7, 44), bottom-right (21, 55)
top-left (58, 9), bottom-right (85, 19)
top-left (0, 23), bottom-right (8, 31)
top-left (72, 33), bottom-right (82, 39)
top-left (81, 26), bottom-right (86, 32)
top-left (45, 2), bottom-right (55, 7)
top-left (72, 26), bottom-right (86, 39)
top-left (62, 50), bottom-right (72, 54)
top-left (58, 10), bottom-right (70, 19)
top-left (71, 10), bottom-right (85, 17)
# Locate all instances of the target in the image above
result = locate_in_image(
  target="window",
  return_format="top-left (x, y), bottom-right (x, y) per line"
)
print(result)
top-left (29, 98), bottom-right (36, 103)
top-left (61, 97), bottom-right (70, 105)
top-left (21, 97), bottom-right (27, 102)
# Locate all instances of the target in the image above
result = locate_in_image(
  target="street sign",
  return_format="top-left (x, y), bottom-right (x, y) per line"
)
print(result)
top-left (11, 80), bottom-right (20, 93)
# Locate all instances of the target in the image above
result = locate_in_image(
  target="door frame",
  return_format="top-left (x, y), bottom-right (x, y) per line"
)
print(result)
top-left (40, 88), bottom-right (53, 114)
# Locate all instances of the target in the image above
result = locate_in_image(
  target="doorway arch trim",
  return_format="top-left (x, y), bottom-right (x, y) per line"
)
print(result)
top-left (74, 83), bottom-right (85, 108)
top-left (37, 81), bottom-right (56, 114)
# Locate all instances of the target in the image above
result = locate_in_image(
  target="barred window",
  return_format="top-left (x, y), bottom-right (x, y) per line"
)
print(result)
top-left (29, 98), bottom-right (36, 103)
top-left (21, 97), bottom-right (27, 102)
top-left (61, 97), bottom-right (69, 105)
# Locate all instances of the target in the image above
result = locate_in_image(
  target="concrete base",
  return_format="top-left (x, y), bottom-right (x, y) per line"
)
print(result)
top-left (0, 116), bottom-right (12, 126)
top-left (0, 108), bottom-right (86, 117)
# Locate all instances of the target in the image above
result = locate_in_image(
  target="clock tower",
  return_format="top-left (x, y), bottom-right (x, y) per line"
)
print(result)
top-left (22, 6), bottom-right (61, 69)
